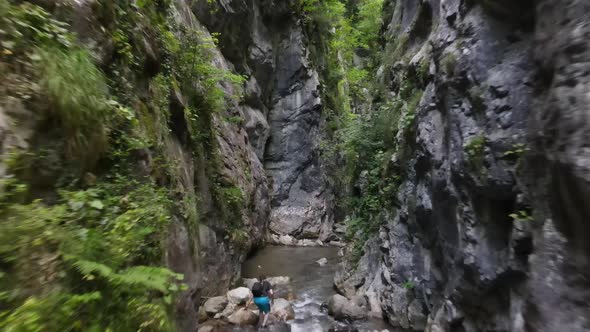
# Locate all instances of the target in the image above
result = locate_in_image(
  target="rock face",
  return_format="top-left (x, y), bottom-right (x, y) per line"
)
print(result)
top-left (203, 296), bottom-right (229, 316)
top-left (327, 294), bottom-right (367, 321)
top-left (524, 1), bottom-right (590, 331)
top-left (335, 0), bottom-right (587, 331)
top-left (193, 0), bottom-right (334, 242)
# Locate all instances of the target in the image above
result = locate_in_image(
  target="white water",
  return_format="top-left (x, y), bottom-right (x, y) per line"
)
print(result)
top-left (240, 245), bottom-right (399, 332)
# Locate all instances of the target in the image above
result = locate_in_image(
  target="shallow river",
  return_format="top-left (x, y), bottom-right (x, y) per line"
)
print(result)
top-left (240, 245), bottom-right (397, 332)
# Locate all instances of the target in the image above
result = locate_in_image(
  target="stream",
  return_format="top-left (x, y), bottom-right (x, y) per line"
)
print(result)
top-left (238, 245), bottom-right (398, 332)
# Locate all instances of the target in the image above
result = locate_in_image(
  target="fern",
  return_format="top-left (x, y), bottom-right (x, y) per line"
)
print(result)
top-left (68, 258), bottom-right (183, 294)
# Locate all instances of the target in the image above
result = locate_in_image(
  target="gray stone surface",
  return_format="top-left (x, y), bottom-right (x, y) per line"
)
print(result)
top-left (228, 308), bottom-right (259, 326)
top-left (327, 294), bottom-right (367, 321)
top-left (265, 28), bottom-right (334, 241)
top-left (336, 0), bottom-right (540, 330)
top-left (203, 296), bottom-right (229, 316)
top-left (227, 287), bottom-right (253, 305)
top-left (524, 1), bottom-right (590, 331)
top-left (193, 0), bottom-right (335, 242)
top-left (271, 298), bottom-right (295, 321)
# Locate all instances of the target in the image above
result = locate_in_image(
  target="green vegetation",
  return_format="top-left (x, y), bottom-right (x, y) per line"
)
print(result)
top-left (504, 143), bottom-right (530, 158)
top-left (39, 47), bottom-right (112, 166)
top-left (298, 0), bottom-right (432, 264)
top-left (468, 85), bottom-right (486, 114)
top-left (509, 210), bottom-right (533, 222)
top-left (464, 135), bottom-right (486, 172)
top-left (0, 0), bottom-right (251, 330)
top-left (402, 280), bottom-right (415, 290)
top-left (0, 177), bottom-right (184, 331)
top-left (441, 52), bottom-right (458, 75)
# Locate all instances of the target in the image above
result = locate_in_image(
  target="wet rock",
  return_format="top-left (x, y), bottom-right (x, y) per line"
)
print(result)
top-left (407, 299), bottom-right (426, 330)
top-left (327, 294), bottom-right (367, 321)
top-left (227, 308), bottom-right (258, 326)
top-left (203, 296), bottom-right (229, 316)
top-left (299, 239), bottom-right (318, 247)
top-left (220, 302), bottom-right (238, 319)
top-left (328, 326), bottom-right (359, 332)
top-left (267, 276), bottom-right (290, 286)
top-left (275, 234), bottom-right (296, 246)
top-left (198, 320), bottom-right (229, 332)
top-left (227, 287), bottom-right (252, 305)
top-left (316, 257), bottom-right (328, 266)
top-left (262, 321), bottom-right (291, 332)
top-left (271, 298), bottom-right (295, 320)
top-left (197, 326), bottom-right (214, 332)
top-left (349, 295), bottom-right (367, 309)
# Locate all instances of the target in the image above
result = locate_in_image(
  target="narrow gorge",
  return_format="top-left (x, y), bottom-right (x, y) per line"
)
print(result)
top-left (0, 0), bottom-right (589, 332)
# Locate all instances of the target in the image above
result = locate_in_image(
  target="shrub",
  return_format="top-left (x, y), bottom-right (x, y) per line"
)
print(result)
top-left (464, 135), bottom-right (486, 172)
top-left (39, 46), bottom-right (112, 165)
top-left (0, 177), bottom-right (183, 331)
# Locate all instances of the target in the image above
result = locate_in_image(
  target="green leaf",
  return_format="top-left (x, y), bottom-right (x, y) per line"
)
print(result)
top-left (1, 40), bottom-right (15, 49)
top-left (90, 200), bottom-right (104, 210)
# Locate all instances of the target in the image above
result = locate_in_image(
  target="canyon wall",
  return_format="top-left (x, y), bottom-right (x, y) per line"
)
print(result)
top-left (0, 0), bottom-right (334, 330)
top-left (336, 0), bottom-right (590, 331)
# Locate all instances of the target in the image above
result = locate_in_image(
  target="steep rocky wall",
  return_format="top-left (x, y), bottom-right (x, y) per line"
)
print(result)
top-left (0, 0), bottom-right (273, 331)
top-left (0, 0), bottom-right (336, 330)
top-left (524, 1), bottom-right (590, 331)
top-left (338, 0), bottom-right (590, 331)
top-left (193, 0), bottom-right (334, 241)
top-left (337, 0), bottom-right (539, 330)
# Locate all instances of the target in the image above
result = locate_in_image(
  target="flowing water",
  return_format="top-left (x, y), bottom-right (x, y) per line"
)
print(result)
top-left (240, 245), bottom-right (398, 332)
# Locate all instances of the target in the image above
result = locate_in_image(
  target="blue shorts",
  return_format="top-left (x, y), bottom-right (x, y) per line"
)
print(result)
top-left (253, 296), bottom-right (271, 313)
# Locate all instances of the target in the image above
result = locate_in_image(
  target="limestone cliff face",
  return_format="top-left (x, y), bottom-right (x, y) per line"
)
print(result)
top-left (193, 0), bottom-right (334, 241)
top-left (336, 0), bottom-right (590, 331)
top-left (525, 1), bottom-right (590, 331)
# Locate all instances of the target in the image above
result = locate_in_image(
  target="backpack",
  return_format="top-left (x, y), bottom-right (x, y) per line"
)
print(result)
top-left (252, 281), bottom-right (264, 297)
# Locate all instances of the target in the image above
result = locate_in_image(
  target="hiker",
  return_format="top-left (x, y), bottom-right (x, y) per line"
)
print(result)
top-left (248, 275), bottom-right (274, 328)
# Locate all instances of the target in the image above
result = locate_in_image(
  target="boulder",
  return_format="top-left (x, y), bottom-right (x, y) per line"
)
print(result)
top-left (220, 302), bottom-right (238, 318)
top-left (203, 296), bottom-right (229, 316)
top-left (341, 302), bottom-right (367, 320)
top-left (243, 278), bottom-right (258, 289)
top-left (227, 308), bottom-right (258, 326)
top-left (267, 276), bottom-right (290, 286)
top-left (327, 294), bottom-right (367, 321)
top-left (271, 298), bottom-right (295, 320)
top-left (227, 287), bottom-right (252, 305)
top-left (299, 239), bottom-right (317, 246)
top-left (278, 234), bottom-right (296, 245)
top-left (266, 321), bottom-right (292, 332)
top-left (197, 326), bottom-right (214, 332)
top-left (198, 305), bottom-right (208, 323)
top-left (350, 295), bottom-right (367, 309)
top-left (316, 257), bottom-right (328, 266)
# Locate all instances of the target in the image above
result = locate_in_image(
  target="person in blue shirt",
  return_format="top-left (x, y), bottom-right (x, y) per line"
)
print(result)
top-left (248, 275), bottom-right (273, 328)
